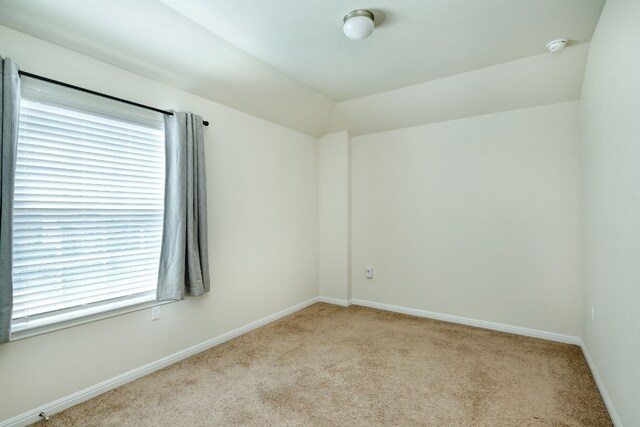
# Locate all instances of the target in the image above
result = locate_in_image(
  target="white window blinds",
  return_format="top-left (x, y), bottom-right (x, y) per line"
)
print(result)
top-left (12, 83), bottom-right (165, 328)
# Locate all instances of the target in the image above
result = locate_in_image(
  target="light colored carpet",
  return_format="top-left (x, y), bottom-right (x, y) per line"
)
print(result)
top-left (34, 303), bottom-right (611, 426)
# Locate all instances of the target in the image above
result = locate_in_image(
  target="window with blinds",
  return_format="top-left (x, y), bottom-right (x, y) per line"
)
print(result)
top-left (12, 78), bottom-right (165, 331)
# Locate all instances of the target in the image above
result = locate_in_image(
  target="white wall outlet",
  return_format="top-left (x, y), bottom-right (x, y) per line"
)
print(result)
top-left (366, 266), bottom-right (374, 279)
top-left (151, 306), bottom-right (161, 321)
top-left (591, 305), bottom-right (595, 322)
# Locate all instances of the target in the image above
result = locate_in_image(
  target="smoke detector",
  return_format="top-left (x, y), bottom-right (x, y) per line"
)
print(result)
top-left (546, 39), bottom-right (567, 53)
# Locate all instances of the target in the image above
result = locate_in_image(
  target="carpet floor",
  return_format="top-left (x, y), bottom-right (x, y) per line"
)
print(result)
top-left (34, 303), bottom-right (611, 426)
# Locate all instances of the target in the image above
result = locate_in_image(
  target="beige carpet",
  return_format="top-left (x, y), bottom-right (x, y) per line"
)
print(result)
top-left (34, 303), bottom-right (611, 426)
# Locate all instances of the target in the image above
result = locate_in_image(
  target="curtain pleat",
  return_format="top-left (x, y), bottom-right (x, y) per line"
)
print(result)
top-left (156, 112), bottom-right (209, 301)
top-left (0, 57), bottom-right (20, 343)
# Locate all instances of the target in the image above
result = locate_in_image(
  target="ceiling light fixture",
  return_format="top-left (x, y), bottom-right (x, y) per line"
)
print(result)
top-left (343, 9), bottom-right (375, 40)
top-left (546, 38), bottom-right (567, 53)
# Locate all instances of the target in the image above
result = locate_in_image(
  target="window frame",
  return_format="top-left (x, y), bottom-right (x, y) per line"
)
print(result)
top-left (10, 78), bottom-right (169, 339)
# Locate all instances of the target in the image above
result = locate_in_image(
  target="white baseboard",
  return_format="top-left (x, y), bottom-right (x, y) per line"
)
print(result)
top-left (350, 298), bottom-right (581, 345)
top-left (0, 297), bottom-right (320, 427)
top-left (318, 296), bottom-right (352, 307)
top-left (580, 341), bottom-right (622, 426)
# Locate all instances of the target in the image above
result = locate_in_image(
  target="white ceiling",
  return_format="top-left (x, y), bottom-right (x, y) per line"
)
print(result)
top-left (158, 0), bottom-right (605, 101)
top-left (0, 0), bottom-right (605, 135)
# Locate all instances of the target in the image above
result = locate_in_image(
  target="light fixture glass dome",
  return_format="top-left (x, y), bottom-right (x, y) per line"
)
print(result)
top-left (343, 10), bottom-right (375, 40)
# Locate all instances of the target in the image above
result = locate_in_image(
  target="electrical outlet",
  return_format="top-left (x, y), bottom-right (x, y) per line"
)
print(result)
top-left (151, 306), bottom-right (161, 321)
top-left (591, 305), bottom-right (595, 322)
top-left (366, 266), bottom-right (374, 279)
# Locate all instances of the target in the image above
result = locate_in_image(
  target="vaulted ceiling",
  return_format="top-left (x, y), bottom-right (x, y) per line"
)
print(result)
top-left (0, 0), bottom-right (605, 136)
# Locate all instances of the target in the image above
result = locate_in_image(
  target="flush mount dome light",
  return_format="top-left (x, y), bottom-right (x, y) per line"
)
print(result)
top-left (343, 9), bottom-right (375, 40)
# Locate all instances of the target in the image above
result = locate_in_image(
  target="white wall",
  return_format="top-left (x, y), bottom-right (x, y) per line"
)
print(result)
top-left (351, 102), bottom-right (581, 336)
top-left (0, 26), bottom-right (319, 422)
top-left (318, 131), bottom-right (351, 302)
top-left (581, 0), bottom-right (640, 425)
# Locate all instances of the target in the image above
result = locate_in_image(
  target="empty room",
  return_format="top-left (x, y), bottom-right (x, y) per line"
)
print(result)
top-left (0, 0), bottom-right (637, 425)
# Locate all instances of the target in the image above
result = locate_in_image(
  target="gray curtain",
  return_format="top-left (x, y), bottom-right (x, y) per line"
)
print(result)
top-left (0, 57), bottom-right (20, 343)
top-left (157, 112), bottom-right (210, 301)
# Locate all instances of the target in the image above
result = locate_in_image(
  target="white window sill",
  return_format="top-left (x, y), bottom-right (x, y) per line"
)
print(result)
top-left (10, 295), bottom-right (173, 341)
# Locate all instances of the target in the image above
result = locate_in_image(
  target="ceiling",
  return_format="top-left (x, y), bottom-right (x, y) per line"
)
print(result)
top-left (0, 0), bottom-right (605, 135)
top-left (157, 0), bottom-right (605, 101)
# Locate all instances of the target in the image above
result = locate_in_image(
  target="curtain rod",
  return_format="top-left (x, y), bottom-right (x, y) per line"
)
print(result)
top-left (18, 70), bottom-right (210, 127)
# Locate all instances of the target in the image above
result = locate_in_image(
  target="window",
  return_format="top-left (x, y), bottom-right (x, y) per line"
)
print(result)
top-left (11, 78), bottom-right (165, 333)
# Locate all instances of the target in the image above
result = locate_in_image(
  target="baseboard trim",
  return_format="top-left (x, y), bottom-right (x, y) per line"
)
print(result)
top-left (350, 298), bottom-right (581, 345)
top-left (580, 341), bottom-right (622, 426)
top-left (318, 296), bottom-right (351, 307)
top-left (0, 297), bottom-right (320, 427)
